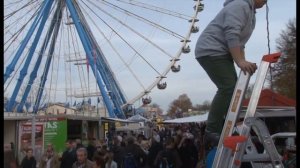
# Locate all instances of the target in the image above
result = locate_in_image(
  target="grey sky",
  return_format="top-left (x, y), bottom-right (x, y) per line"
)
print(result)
top-left (4, 0), bottom-right (296, 114)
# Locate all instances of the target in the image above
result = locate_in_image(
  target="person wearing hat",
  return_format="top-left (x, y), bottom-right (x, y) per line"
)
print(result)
top-left (194, 0), bottom-right (267, 152)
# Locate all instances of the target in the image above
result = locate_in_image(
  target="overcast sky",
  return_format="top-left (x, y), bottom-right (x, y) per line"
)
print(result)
top-left (4, 0), bottom-right (296, 114)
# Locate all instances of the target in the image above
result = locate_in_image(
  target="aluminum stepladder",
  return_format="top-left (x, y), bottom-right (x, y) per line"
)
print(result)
top-left (211, 52), bottom-right (283, 168)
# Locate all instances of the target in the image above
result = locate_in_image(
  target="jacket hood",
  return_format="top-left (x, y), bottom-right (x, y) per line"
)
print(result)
top-left (224, 0), bottom-right (254, 9)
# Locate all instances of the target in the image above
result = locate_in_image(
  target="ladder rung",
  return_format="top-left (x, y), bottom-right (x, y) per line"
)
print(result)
top-left (242, 154), bottom-right (272, 162)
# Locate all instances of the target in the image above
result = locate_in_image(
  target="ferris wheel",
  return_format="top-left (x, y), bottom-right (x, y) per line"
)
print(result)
top-left (4, 0), bottom-right (204, 118)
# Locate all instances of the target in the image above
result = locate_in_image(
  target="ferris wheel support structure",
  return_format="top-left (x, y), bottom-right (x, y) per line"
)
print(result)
top-left (15, 0), bottom-right (65, 113)
top-left (5, 0), bottom-right (127, 118)
top-left (66, 0), bottom-right (125, 118)
top-left (73, 0), bottom-right (127, 117)
top-left (5, 0), bottom-right (55, 112)
top-left (33, 0), bottom-right (65, 113)
top-left (4, 0), bottom-right (50, 84)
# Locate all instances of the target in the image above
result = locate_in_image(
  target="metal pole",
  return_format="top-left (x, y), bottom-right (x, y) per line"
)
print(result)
top-left (99, 118), bottom-right (103, 140)
top-left (31, 114), bottom-right (36, 156)
top-left (97, 100), bottom-right (99, 116)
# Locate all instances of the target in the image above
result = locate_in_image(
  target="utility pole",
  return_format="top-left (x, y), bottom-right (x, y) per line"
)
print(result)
top-left (31, 114), bottom-right (36, 155)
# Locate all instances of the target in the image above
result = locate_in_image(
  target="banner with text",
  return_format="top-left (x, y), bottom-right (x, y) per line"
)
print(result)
top-left (44, 118), bottom-right (67, 155)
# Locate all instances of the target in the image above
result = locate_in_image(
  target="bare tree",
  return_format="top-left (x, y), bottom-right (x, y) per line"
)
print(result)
top-left (194, 100), bottom-right (211, 112)
top-left (167, 94), bottom-right (193, 118)
top-left (150, 103), bottom-right (163, 115)
top-left (270, 18), bottom-right (296, 99)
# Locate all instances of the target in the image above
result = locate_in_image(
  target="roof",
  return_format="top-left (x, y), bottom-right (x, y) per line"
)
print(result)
top-left (242, 89), bottom-right (296, 107)
top-left (127, 114), bottom-right (150, 122)
top-left (4, 112), bottom-right (102, 121)
top-left (163, 113), bottom-right (208, 124)
top-left (239, 106), bottom-right (296, 118)
top-left (3, 112), bottom-right (141, 122)
top-left (44, 103), bottom-right (76, 110)
top-left (101, 117), bottom-right (136, 123)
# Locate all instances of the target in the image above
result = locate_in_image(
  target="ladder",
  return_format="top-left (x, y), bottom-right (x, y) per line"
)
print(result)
top-left (212, 52), bottom-right (283, 168)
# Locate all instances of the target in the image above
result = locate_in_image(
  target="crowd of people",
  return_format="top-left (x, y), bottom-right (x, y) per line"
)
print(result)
top-left (5, 123), bottom-right (207, 168)
top-left (4, 121), bottom-right (296, 168)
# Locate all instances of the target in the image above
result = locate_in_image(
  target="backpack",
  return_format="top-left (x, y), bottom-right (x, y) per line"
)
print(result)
top-left (158, 150), bottom-right (174, 168)
top-left (122, 153), bottom-right (138, 168)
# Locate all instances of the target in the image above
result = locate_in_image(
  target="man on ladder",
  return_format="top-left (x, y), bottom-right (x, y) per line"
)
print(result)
top-left (194, 0), bottom-right (267, 166)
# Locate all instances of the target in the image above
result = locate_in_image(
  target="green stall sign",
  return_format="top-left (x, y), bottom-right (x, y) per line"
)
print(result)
top-left (44, 119), bottom-right (67, 156)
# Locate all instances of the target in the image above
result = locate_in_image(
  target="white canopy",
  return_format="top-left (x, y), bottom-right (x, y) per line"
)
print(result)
top-left (127, 114), bottom-right (150, 122)
top-left (163, 113), bottom-right (208, 124)
top-left (101, 117), bottom-right (134, 123)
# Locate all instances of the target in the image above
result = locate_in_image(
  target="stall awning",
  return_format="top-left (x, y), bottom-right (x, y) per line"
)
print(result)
top-left (163, 113), bottom-right (208, 124)
top-left (100, 117), bottom-right (135, 123)
top-left (127, 114), bottom-right (150, 122)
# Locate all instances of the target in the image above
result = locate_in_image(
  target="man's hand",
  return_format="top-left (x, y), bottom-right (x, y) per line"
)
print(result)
top-left (229, 46), bottom-right (258, 75)
top-left (237, 60), bottom-right (257, 75)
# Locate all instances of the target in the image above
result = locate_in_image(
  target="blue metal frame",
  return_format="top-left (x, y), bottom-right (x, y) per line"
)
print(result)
top-left (33, 2), bottom-right (64, 114)
top-left (66, 0), bottom-right (118, 118)
top-left (85, 30), bottom-right (126, 118)
top-left (5, 0), bottom-right (128, 119)
top-left (17, 1), bottom-right (64, 112)
top-left (75, 2), bottom-right (126, 118)
top-left (96, 60), bottom-right (125, 118)
top-left (74, 7), bottom-right (127, 118)
top-left (4, 0), bottom-right (49, 83)
top-left (6, 0), bottom-right (54, 112)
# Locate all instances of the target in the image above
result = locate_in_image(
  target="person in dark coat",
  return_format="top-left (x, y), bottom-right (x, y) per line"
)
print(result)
top-left (154, 137), bottom-right (182, 168)
top-left (111, 136), bottom-right (125, 168)
top-left (123, 136), bottom-right (147, 167)
top-left (76, 139), bottom-right (84, 149)
top-left (20, 148), bottom-right (36, 168)
top-left (86, 139), bottom-right (97, 161)
top-left (177, 133), bottom-right (198, 168)
top-left (147, 133), bottom-right (163, 168)
top-left (60, 140), bottom-right (77, 168)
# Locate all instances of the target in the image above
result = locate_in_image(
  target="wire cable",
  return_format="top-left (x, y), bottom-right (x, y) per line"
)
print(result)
top-left (82, 0), bottom-right (163, 76)
top-left (101, 0), bottom-right (185, 40)
top-left (265, 2), bottom-right (275, 105)
top-left (80, 4), bottom-right (147, 91)
top-left (116, 0), bottom-right (192, 20)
